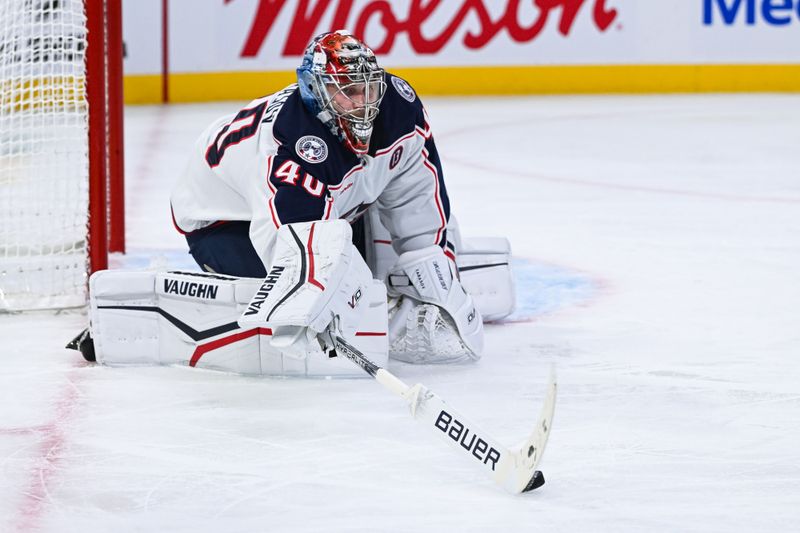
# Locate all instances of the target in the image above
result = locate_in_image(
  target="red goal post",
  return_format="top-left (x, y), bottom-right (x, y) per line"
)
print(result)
top-left (87, 0), bottom-right (125, 271)
top-left (0, 0), bottom-right (125, 311)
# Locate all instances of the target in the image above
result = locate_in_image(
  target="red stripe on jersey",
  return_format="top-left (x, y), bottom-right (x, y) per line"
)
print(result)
top-left (415, 124), bottom-right (432, 141)
top-left (268, 198), bottom-right (281, 229)
top-left (354, 332), bottom-right (387, 336)
top-left (307, 223), bottom-right (325, 291)
top-left (265, 155), bottom-right (281, 229)
top-left (373, 239), bottom-right (392, 245)
top-left (170, 206), bottom-right (227, 236)
top-left (375, 130), bottom-right (416, 157)
top-left (329, 163), bottom-right (364, 191)
top-left (421, 151), bottom-right (446, 246)
top-left (323, 197), bottom-right (334, 220)
top-left (170, 204), bottom-right (188, 235)
top-left (190, 327), bottom-right (272, 367)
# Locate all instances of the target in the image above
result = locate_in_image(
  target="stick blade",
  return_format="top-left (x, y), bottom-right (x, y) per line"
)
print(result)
top-left (508, 369), bottom-right (557, 493)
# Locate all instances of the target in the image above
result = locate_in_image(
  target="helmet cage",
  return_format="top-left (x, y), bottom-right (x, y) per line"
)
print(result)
top-left (297, 31), bottom-right (386, 154)
top-left (314, 70), bottom-right (386, 152)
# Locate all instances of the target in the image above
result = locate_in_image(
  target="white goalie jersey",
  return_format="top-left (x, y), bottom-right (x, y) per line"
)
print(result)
top-left (170, 76), bottom-right (451, 270)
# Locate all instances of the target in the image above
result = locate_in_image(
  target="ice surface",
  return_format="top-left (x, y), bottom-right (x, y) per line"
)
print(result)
top-left (2, 94), bottom-right (799, 532)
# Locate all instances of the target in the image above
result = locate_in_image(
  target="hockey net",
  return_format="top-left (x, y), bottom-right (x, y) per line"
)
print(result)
top-left (0, 0), bottom-right (124, 311)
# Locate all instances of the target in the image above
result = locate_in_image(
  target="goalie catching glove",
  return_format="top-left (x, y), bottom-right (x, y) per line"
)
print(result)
top-left (387, 245), bottom-right (484, 364)
top-left (239, 220), bottom-right (373, 360)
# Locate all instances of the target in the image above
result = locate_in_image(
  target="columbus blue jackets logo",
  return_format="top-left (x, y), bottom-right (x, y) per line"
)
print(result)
top-left (391, 76), bottom-right (416, 102)
top-left (295, 135), bottom-right (328, 163)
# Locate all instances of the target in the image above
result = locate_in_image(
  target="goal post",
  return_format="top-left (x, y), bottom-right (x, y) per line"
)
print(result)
top-left (0, 0), bottom-right (124, 311)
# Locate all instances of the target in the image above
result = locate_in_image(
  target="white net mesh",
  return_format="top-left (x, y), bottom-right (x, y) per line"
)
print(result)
top-left (0, 0), bottom-right (89, 311)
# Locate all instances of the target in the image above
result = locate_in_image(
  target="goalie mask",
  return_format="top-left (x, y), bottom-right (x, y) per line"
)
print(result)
top-left (297, 31), bottom-right (386, 155)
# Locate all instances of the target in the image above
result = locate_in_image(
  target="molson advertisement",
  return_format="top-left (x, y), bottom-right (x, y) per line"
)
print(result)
top-left (122, 0), bottom-right (800, 103)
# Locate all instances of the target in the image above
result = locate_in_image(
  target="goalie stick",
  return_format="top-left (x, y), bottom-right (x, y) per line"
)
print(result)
top-left (330, 333), bottom-right (557, 494)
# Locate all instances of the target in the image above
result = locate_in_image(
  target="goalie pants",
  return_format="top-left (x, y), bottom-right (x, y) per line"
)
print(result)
top-left (186, 221), bottom-right (266, 278)
top-left (185, 219), bottom-right (370, 278)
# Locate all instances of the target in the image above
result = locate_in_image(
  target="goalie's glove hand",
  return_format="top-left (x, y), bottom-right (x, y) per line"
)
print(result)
top-left (270, 324), bottom-right (335, 360)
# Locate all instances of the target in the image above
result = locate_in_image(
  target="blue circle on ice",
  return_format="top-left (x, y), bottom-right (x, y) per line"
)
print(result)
top-left (500, 258), bottom-right (598, 323)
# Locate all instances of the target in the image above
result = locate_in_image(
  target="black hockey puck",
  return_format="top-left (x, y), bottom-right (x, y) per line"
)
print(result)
top-left (521, 470), bottom-right (545, 493)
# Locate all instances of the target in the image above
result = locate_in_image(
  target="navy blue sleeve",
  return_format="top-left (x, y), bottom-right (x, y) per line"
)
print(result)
top-left (268, 149), bottom-right (328, 224)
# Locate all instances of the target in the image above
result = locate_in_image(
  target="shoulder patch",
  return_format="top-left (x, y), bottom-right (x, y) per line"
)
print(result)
top-left (391, 76), bottom-right (416, 103)
top-left (295, 135), bottom-right (328, 164)
top-left (389, 145), bottom-right (404, 169)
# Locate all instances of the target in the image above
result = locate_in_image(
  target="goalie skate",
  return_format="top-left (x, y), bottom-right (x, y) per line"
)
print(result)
top-left (388, 297), bottom-right (474, 364)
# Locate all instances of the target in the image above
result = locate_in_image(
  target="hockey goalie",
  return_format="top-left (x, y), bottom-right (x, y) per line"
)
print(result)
top-left (69, 31), bottom-right (515, 377)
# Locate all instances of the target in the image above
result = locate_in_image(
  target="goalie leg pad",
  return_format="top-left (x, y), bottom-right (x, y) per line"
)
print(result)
top-left (456, 237), bottom-right (515, 322)
top-left (88, 270), bottom-right (387, 377)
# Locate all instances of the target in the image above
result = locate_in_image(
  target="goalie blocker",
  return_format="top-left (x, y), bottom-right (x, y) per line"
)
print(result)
top-left (71, 219), bottom-right (515, 377)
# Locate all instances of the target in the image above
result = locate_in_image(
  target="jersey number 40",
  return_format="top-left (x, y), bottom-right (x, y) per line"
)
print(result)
top-left (273, 160), bottom-right (324, 197)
